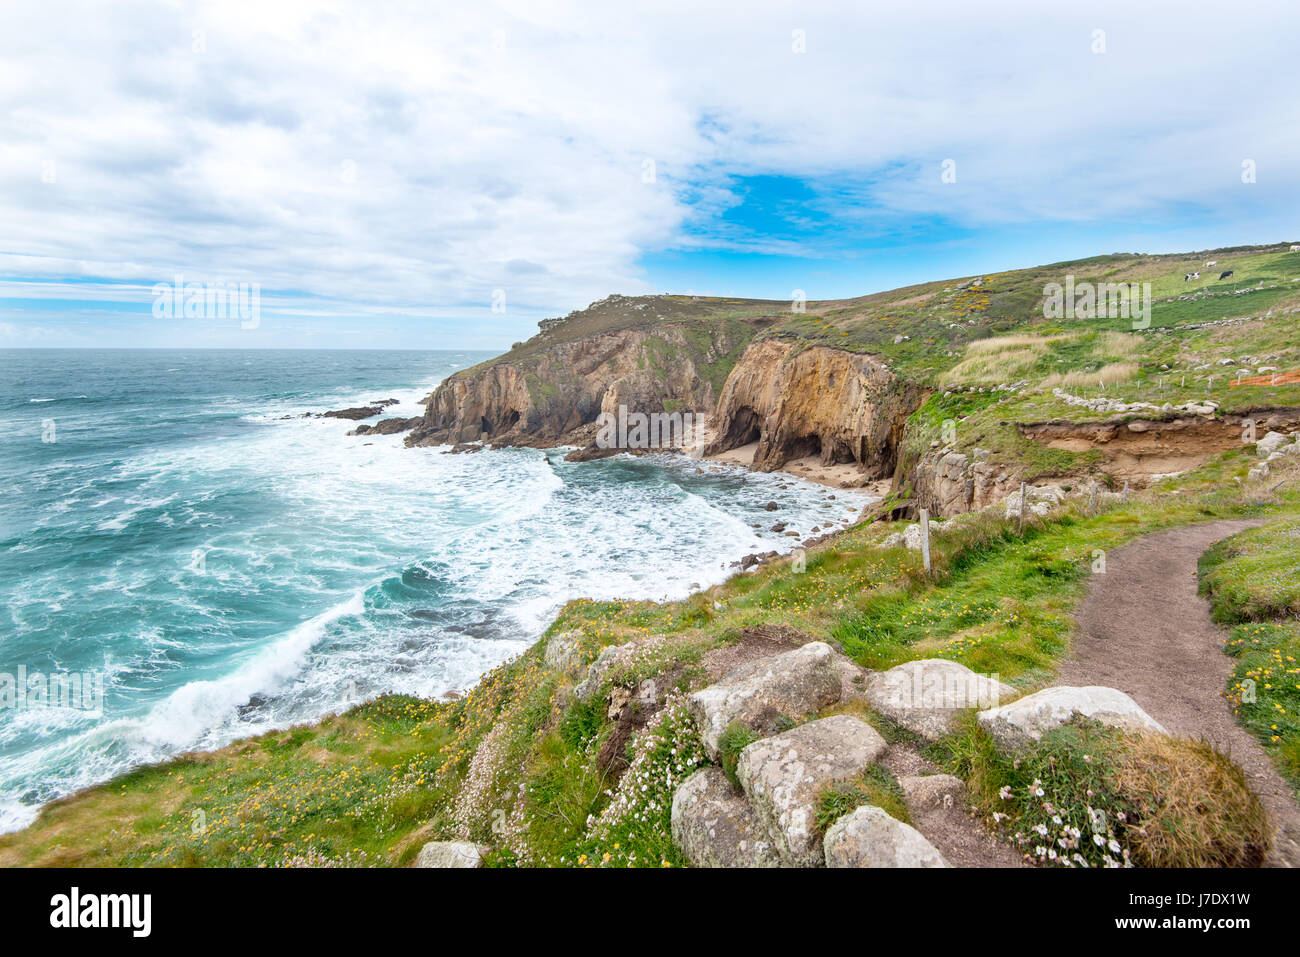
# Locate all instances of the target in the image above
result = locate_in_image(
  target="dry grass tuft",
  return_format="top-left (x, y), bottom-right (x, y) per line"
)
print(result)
top-left (1041, 362), bottom-right (1139, 390)
top-left (1094, 331), bottom-right (1142, 360)
top-left (1115, 734), bottom-right (1270, 868)
top-left (942, 334), bottom-right (1078, 387)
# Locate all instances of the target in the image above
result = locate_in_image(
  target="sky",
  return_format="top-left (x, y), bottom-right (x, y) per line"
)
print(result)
top-left (1, 0), bottom-right (1298, 349)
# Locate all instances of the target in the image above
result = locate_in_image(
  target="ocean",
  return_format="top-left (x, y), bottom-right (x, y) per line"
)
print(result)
top-left (0, 349), bottom-right (871, 833)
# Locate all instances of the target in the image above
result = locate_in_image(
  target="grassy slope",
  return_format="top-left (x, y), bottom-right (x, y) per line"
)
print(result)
top-left (4, 445), bottom-right (1295, 867)
top-left (452, 244), bottom-right (1300, 408)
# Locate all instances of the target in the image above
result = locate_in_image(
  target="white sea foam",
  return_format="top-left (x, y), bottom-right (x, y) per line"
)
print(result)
top-left (0, 372), bottom-right (875, 834)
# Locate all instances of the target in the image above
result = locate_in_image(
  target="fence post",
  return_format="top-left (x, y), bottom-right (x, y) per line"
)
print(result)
top-left (1123, 479), bottom-right (1129, 503)
top-left (1018, 481), bottom-right (1027, 534)
top-left (919, 507), bottom-right (931, 575)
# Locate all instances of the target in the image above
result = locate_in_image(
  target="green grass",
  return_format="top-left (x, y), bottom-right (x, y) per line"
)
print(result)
top-left (3, 444), bottom-right (1294, 868)
top-left (816, 764), bottom-right (910, 832)
top-left (717, 721), bottom-right (760, 789)
top-left (1200, 518), bottom-right (1300, 622)
top-left (1200, 518), bottom-right (1300, 792)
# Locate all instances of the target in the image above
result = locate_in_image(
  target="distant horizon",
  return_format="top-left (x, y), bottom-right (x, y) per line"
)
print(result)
top-left (5, 235), bottom-right (1297, 351)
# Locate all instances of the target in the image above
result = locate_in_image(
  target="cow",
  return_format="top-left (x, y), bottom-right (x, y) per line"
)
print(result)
top-left (1291, 245), bottom-right (1300, 252)
top-left (1205, 260), bottom-right (1218, 266)
top-left (1184, 271), bottom-right (1200, 281)
top-left (1219, 270), bottom-right (1234, 280)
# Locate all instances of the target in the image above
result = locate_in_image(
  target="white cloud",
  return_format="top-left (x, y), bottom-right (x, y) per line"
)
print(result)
top-left (0, 0), bottom-right (1296, 339)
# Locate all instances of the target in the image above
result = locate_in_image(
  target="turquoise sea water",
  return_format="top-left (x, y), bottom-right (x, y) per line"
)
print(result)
top-left (0, 349), bottom-right (870, 832)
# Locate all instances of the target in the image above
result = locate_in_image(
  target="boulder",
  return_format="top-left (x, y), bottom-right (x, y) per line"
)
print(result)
top-left (834, 657), bottom-right (871, 703)
top-left (823, 806), bottom-right (949, 868)
top-left (670, 768), bottom-right (782, 868)
top-left (367, 416), bottom-right (422, 435)
top-left (415, 841), bottom-right (488, 868)
top-left (687, 642), bottom-right (844, 760)
top-left (903, 521), bottom-right (942, 550)
top-left (977, 685), bottom-right (1167, 753)
top-left (736, 715), bottom-right (887, 866)
top-left (1256, 431), bottom-right (1289, 457)
top-left (1004, 484), bottom-right (1065, 519)
top-left (898, 774), bottom-right (967, 813)
top-left (573, 645), bottom-right (626, 701)
top-left (865, 659), bottom-right (1016, 740)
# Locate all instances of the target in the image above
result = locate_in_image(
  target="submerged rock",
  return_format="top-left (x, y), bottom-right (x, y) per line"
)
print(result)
top-left (324, 405), bottom-right (385, 420)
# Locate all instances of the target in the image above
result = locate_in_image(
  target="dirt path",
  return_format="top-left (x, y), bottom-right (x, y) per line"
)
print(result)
top-left (880, 744), bottom-right (1027, 868)
top-left (1060, 519), bottom-right (1300, 867)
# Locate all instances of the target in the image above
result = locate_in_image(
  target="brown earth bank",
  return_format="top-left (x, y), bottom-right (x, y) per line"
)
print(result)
top-left (1020, 409), bottom-right (1300, 485)
top-left (904, 407), bottom-right (1300, 518)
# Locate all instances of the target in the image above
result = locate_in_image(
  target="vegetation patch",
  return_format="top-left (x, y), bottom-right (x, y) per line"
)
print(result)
top-left (815, 765), bottom-right (910, 832)
top-left (946, 717), bottom-right (1269, 867)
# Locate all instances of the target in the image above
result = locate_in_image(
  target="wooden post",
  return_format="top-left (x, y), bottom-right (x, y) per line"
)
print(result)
top-left (1123, 479), bottom-right (1129, 503)
top-left (1088, 481), bottom-right (1097, 515)
top-left (919, 507), bottom-right (931, 575)
top-left (1018, 481), bottom-right (1027, 534)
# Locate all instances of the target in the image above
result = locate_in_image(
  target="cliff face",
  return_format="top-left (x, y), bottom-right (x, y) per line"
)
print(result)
top-left (703, 338), bottom-right (926, 476)
top-left (908, 447), bottom-right (1021, 517)
top-left (407, 320), bottom-right (753, 447)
